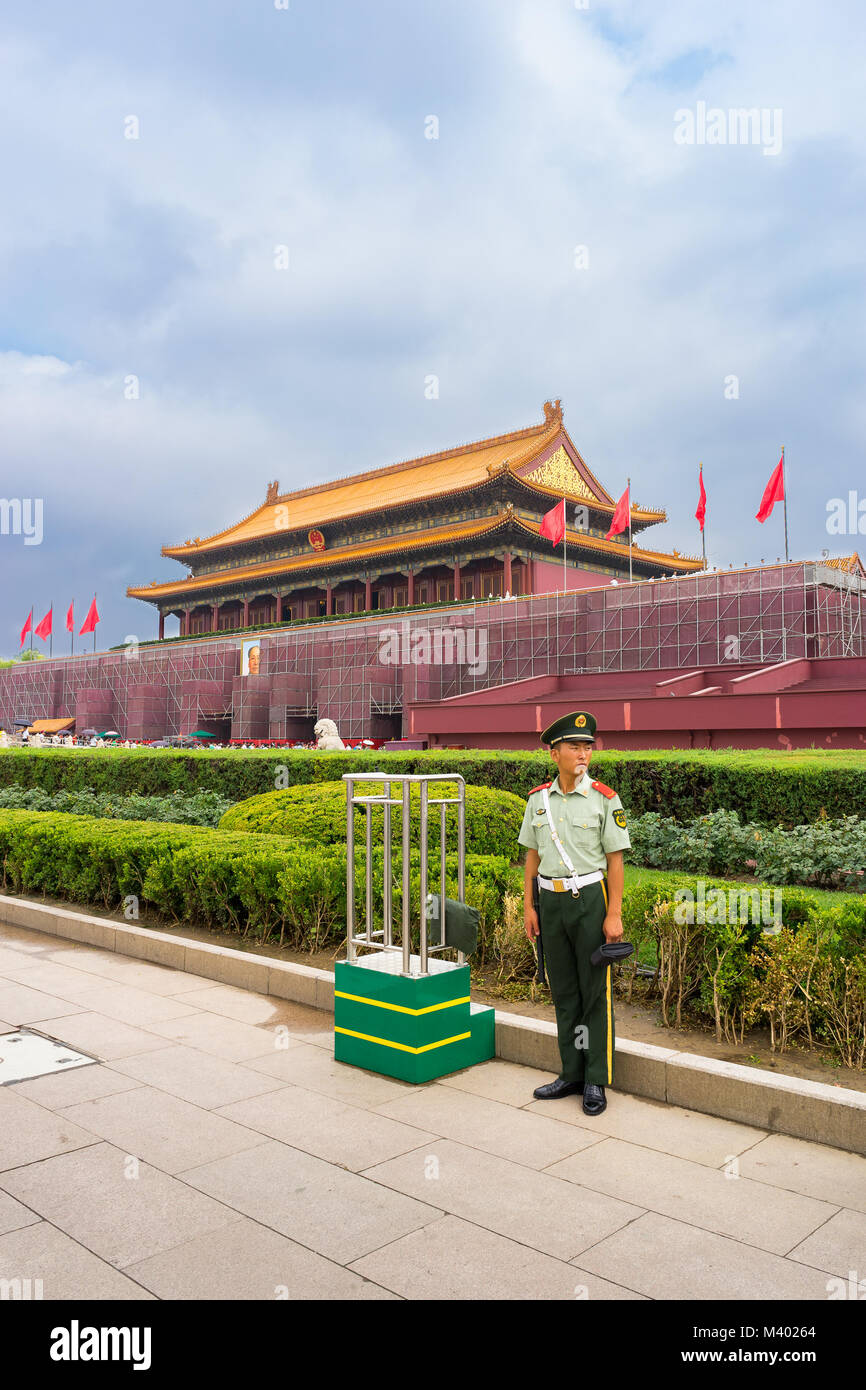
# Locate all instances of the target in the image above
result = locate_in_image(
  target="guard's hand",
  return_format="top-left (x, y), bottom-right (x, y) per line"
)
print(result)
top-left (603, 912), bottom-right (624, 943)
top-left (524, 907), bottom-right (540, 942)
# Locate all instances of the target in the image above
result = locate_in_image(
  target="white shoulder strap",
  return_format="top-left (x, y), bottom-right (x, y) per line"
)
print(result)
top-left (541, 787), bottom-right (576, 876)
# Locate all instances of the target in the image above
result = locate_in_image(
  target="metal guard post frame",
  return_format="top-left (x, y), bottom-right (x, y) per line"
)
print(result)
top-left (344, 771), bottom-right (467, 977)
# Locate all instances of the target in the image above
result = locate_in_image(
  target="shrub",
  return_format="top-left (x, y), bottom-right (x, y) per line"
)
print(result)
top-left (218, 781), bottom-right (526, 859)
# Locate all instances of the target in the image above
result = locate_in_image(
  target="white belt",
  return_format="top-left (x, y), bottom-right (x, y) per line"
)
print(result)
top-left (537, 870), bottom-right (604, 895)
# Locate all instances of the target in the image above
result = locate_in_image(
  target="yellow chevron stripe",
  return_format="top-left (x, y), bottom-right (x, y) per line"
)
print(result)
top-left (335, 1026), bottom-right (471, 1054)
top-left (335, 990), bottom-right (470, 1016)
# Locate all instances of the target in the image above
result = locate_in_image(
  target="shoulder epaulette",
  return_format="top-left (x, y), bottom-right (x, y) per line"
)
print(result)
top-left (591, 779), bottom-right (616, 799)
top-left (529, 782), bottom-right (551, 794)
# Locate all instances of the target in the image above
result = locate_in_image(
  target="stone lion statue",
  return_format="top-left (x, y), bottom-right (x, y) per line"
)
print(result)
top-left (314, 717), bottom-right (346, 750)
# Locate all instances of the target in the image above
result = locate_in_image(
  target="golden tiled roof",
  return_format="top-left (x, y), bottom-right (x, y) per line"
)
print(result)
top-left (819, 552), bottom-right (864, 575)
top-left (129, 509), bottom-right (702, 603)
top-left (162, 402), bottom-right (665, 559)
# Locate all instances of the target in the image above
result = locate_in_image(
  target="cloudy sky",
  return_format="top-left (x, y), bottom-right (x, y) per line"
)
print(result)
top-left (0, 0), bottom-right (863, 653)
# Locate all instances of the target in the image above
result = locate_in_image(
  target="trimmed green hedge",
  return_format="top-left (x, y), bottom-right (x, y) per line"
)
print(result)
top-left (218, 781), bottom-right (525, 859)
top-left (0, 747), bottom-right (863, 824)
top-left (0, 808), bottom-right (863, 1064)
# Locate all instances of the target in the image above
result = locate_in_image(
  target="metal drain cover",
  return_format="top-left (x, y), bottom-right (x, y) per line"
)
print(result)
top-left (0, 1030), bottom-right (98, 1085)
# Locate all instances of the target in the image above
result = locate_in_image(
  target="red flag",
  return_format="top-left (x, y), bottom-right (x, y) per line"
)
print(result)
top-left (539, 498), bottom-right (566, 547)
top-left (606, 485), bottom-right (630, 540)
top-left (756, 455), bottom-right (785, 523)
top-left (19, 610), bottom-right (32, 648)
top-left (79, 598), bottom-right (100, 636)
top-left (695, 466), bottom-right (707, 532)
top-left (66, 601), bottom-right (74, 633)
top-left (34, 608), bottom-right (53, 641)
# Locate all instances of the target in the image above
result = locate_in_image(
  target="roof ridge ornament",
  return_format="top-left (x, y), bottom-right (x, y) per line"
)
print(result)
top-left (266, 480), bottom-right (280, 504)
top-left (542, 399), bottom-right (562, 425)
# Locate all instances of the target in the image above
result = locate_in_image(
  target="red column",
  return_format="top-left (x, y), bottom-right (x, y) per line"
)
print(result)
top-left (453, 561), bottom-right (461, 601)
top-left (242, 599), bottom-right (250, 627)
top-left (158, 613), bottom-right (165, 641)
top-left (526, 559), bottom-right (534, 595)
top-left (408, 570), bottom-right (415, 605)
top-left (326, 584), bottom-right (333, 616)
top-left (504, 551), bottom-right (512, 594)
top-left (276, 595), bottom-right (283, 623)
top-left (211, 603), bottom-right (219, 632)
top-left (364, 577), bottom-right (372, 611)
top-left (182, 609), bottom-right (190, 637)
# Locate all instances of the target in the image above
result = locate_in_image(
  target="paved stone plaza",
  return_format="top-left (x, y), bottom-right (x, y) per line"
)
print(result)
top-left (0, 919), bottom-right (863, 1301)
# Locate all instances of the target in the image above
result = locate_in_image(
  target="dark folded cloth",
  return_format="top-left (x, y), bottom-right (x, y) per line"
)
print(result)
top-left (590, 940), bottom-right (635, 967)
top-left (426, 894), bottom-right (480, 956)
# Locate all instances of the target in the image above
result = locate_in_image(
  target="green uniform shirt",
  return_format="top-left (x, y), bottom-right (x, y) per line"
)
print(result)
top-left (518, 772), bottom-right (631, 877)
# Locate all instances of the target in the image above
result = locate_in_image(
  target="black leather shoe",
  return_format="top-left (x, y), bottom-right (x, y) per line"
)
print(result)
top-left (533, 1078), bottom-right (584, 1100)
top-left (582, 1083), bottom-right (607, 1115)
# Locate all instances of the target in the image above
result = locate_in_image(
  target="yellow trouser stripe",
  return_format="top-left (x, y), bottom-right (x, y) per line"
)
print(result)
top-left (605, 965), bottom-right (613, 1083)
top-left (335, 990), bottom-right (470, 1016)
top-left (601, 878), bottom-right (608, 909)
top-left (335, 1026), bottom-right (471, 1054)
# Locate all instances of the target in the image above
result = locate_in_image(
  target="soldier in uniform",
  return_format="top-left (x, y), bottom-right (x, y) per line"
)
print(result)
top-left (518, 711), bottom-right (631, 1116)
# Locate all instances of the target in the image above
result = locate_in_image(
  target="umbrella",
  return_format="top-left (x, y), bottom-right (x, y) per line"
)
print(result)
top-left (12, 719), bottom-right (31, 728)
top-left (78, 728), bottom-right (100, 738)
top-left (100, 731), bottom-right (121, 738)
top-left (190, 730), bottom-right (217, 739)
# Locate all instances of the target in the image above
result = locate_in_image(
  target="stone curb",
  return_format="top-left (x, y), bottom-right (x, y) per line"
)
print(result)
top-left (1, 896), bottom-right (863, 1155)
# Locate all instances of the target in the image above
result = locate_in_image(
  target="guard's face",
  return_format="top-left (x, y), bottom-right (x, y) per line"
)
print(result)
top-left (551, 738), bottom-right (593, 779)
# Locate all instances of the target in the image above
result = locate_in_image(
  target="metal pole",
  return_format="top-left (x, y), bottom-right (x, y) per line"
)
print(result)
top-left (457, 778), bottom-right (466, 965)
top-left (782, 446), bottom-right (789, 562)
top-left (419, 780), bottom-right (428, 975)
top-left (401, 782), bottom-right (411, 976)
top-left (627, 477), bottom-right (633, 583)
top-left (439, 803), bottom-right (447, 949)
top-left (364, 800), bottom-right (373, 944)
top-left (563, 499), bottom-right (567, 594)
top-left (345, 777), bottom-right (355, 962)
top-left (383, 779), bottom-right (392, 948)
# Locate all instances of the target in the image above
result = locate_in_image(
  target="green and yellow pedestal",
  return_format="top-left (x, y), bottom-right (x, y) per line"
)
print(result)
top-left (334, 952), bottom-right (495, 1083)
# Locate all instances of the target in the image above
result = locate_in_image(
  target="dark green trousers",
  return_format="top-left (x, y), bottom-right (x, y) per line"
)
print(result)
top-left (538, 880), bottom-right (615, 1087)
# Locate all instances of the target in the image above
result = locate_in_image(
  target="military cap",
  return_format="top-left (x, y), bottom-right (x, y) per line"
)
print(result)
top-left (540, 710), bottom-right (597, 746)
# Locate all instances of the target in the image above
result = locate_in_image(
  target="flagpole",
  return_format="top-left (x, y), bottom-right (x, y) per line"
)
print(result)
top-left (93, 593), bottom-right (97, 653)
top-left (627, 476), bottom-right (633, 583)
top-left (30, 602), bottom-right (33, 652)
top-left (701, 468), bottom-right (707, 569)
top-left (70, 600), bottom-right (74, 658)
top-left (562, 497), bottom-right (567, 594)
top-left (49, 604), bottom-right (53, 658)
top-left (781, 446), bottom-right (789, 561)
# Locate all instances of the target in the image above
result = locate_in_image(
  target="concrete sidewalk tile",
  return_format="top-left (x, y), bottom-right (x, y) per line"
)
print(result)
top-left (0, 1189), bottom-right (41, 1236)
top-left (169, 984), bottom-right (325, 1029)
top-left (0, 961), bottom-right (110, 997)
top-left (74, 956), bottom-right (219, 997)
top-left (13, 1064), bottom-right (144, 1110)
top-left (362, 1138), bottom-right (644, 1261)
top-left (59, 981), bottom-right (200, 1027)
top-left (0, 1142), bottom-right (242, 1269)
top-left (527, 1090), bottom-right (767, 1167)
top-left (183, 1139), bottom-right (441, 1264)
top-left (216, 1085), bottom-right (436, 1172)
top-left (575, 1211), bottom-right (837, 1300)
top-left (57, 1086), bottom-right (269, 1175)
top-left (787, 1209), bottom-right (866, 1280)
top-left (349, 1214), bottom-right (646, 1301)
top-left (374, 1085), bottom-right (604, 1169)
top-left (0, 1221), bottom-right (155, 1300)
top-left (0, 1088), bottom-right (99, 1171)
top-left (106, 1046), bottom-right (288, 1110)
top-left (244, 1042), bottom-right (415, 1107)
top-left (736, 1133), bottom-right (866, 1212)
top-left (145, 1012), bottom-right (290, 1062)
top-left (546, 1138), bottom-right (838, 1255)
top-left (0, 982), bottom-right (86, 1024)
top-left (33, 1012), bottom-right (174, 1060)
top-left (124, 1217), bottom-right (398, 1300)
top-left (437, 1058), bottom-right (560, 1107)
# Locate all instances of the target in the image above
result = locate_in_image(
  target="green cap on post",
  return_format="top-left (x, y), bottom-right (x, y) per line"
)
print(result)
top-left (540, 710), bottom-right (597, 746)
